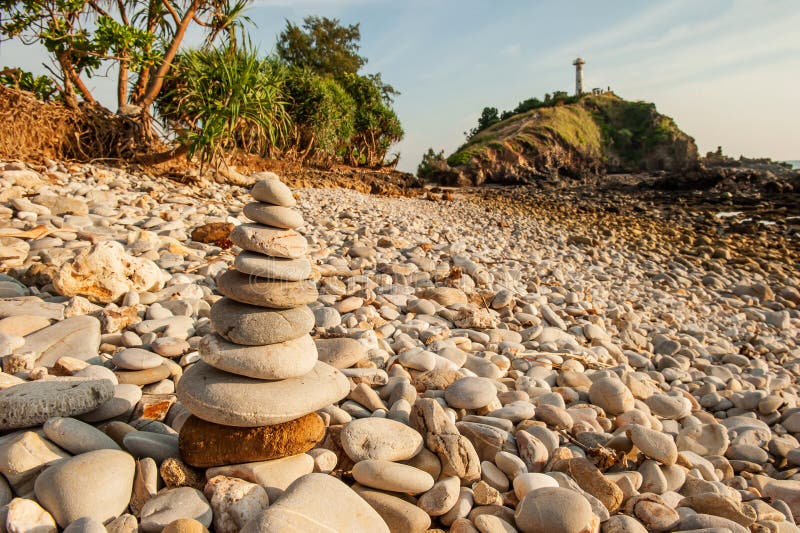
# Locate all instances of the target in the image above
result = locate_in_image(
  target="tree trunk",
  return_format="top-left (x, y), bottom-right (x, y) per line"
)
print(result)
top-left (117, 58), bottom-right (129, 109)
top-left (55, 52), bottom-right (79, 109)
top-left (60, 54), bottom-right (96, 106)
top-left (137, 0), bottom-right (201, 109)
top-left (131, 0), bottom-right (159, 102)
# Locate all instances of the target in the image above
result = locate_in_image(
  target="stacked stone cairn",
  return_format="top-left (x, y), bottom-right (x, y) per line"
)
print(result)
top-left (177, 175), bottom-right (350, 468)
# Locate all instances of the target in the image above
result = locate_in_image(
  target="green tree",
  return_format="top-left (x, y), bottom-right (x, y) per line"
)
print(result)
top-left (466, 106), bottom-right (500, 138)
top-left (281, 66), bottom-right (355, 164)
top-left (341, 72), bottom-right (403, 167)
top-left (0, 0), bottom-right (252, 138)
top-left (276, 16), bottom-right (365, 78)
top-left (417, 147), bottom-right (446, 179)
top-left (275, 16), bottom-right (403, 168)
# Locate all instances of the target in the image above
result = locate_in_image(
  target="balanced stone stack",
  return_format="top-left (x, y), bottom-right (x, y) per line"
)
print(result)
top-left (177, 175), bottom-right (349, 467)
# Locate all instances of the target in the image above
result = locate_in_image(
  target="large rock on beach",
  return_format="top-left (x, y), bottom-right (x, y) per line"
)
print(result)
top-left (34, 449), bottom-right (135, 527)
top-left (53, 240), bottom-right (165, 303)
top-left (0, 379), bottom-right (114, 430)
top-left (241, 474), bottom-right (389, 533)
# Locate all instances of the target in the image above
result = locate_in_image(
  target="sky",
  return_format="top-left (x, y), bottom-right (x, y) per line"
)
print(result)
top-left (1, 0), bottom-right (798, 172)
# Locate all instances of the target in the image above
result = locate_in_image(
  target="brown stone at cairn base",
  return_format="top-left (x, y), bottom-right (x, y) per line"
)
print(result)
top-left (179, 413), bottom-right (325, 468)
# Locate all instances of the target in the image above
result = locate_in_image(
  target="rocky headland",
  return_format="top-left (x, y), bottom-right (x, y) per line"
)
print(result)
top-left (0, 159), bottom-right (798, 533)
top-left (425, 93), bottom-right (699, 186)
top-left (424, 93), bottom-right (800, 199)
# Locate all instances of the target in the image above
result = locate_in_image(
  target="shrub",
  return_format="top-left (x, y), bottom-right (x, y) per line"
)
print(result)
top-left (282, 66), bottom-right (355, 163)
top-left (157, 43), bottom-right (290, 165)
top-left (0, 67), bottom-right (59, 101)
top-left (417, 147), bottom-right (446, 178)
top-left (341, 73), bottom-right (403, 167)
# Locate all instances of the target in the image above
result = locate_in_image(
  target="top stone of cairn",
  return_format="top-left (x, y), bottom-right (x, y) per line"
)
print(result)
top-left (251, 173), bottom-right (296, 207)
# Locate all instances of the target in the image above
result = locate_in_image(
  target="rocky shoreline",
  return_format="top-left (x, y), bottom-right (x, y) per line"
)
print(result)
top-left (0, 159), bottom-right (798, 532)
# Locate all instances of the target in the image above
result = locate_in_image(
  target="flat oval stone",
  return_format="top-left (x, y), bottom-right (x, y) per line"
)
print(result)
top-left (315, 338), bottom-right (368, 369)
top-left (0, 379), bottom-right (115, 430)
top-left (0, 314), bottom-right (51, 337)
top-left (341, 418), bottom-right (424, 462)
top-left (216, 270), bottom-right (318, 309)
top-left (355, 488), bottom-right (431, 533)
top-left (589, 377), bottom-right (635, 415)
top-left (515, 487), bottom-right (595, 533)
top-left (139, 487), bottom-right (212, 533)
top-left (151, 337), bottom-right (190, 358)
top-left (445, 377), bottom-right (498, 409)
top-left (79, 383), bottom-right (141, 423)
top-left (179, 414), bottom-right (325, 468)
top-left (629, 424), bottom-right (678, 465)
top-left (112, 348), bottom-right (164, 370)
top-left (115, 364), bottom-right (171, 386)
top-left (43, 417), bottom-right (120, 454)
top-left (210, 298), bottom-right (314, 346)
top-left (645, 394), bottom-right (691, 420)
top-left (123, 431), bottom-right (180, 463)
top-left (351, 460), bottom-right (435, 494)
top-left (177, 360), bottom-right (349, 427)
top-left (73, 364), bottom-right (118, 385)
top-left (22, 315), bottom-right (101, 367)
top-left (241, 473), bottom-right (389, 533)
top-left (200, 334), bottom-right (317, 380)
top-left (234, 252), bottom-right (312, 281)
top-left (251, 178), bottom-right (296, 207)
top-left (229, 224), bottom-right (307, 259)
top-left (0, 297), bottom-right (64, 320)
top-left (243, 203), bottom-right (304, 229)
top-left (513, 473), bottom-right (559, 499)
top-left (676, 423), bottom-right (729, 456)
top-left (34, 449), bottom-right (135, 528)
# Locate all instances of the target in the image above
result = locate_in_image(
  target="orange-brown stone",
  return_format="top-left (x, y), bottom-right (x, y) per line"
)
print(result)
top-left (190, 222), bottom-right (234, 245)
top-left (179, 413), bottom-right (325, 468)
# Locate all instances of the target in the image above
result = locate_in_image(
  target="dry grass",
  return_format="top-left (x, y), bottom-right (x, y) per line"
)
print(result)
top-left (0, 85), bottom-right (149, 163)
top-left (0, 85), bottom-right (421, 196)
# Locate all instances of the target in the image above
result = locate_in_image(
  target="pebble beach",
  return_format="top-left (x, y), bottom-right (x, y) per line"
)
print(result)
top-left (0, 160), bottom-right (798, 533)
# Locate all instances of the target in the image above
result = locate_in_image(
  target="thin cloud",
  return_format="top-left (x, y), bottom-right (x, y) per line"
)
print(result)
top-left (537, 0), bottom-right (693, 67)
top-left (500, 43), bottom-right (521, 57)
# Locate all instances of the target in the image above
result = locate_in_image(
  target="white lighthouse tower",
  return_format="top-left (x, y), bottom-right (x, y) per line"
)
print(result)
top-left (572, 57), bottom-right (585, 96)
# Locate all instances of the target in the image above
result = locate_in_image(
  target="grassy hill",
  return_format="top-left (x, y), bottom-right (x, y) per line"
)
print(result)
top-left (430, 93), bottom-right (698, 186)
